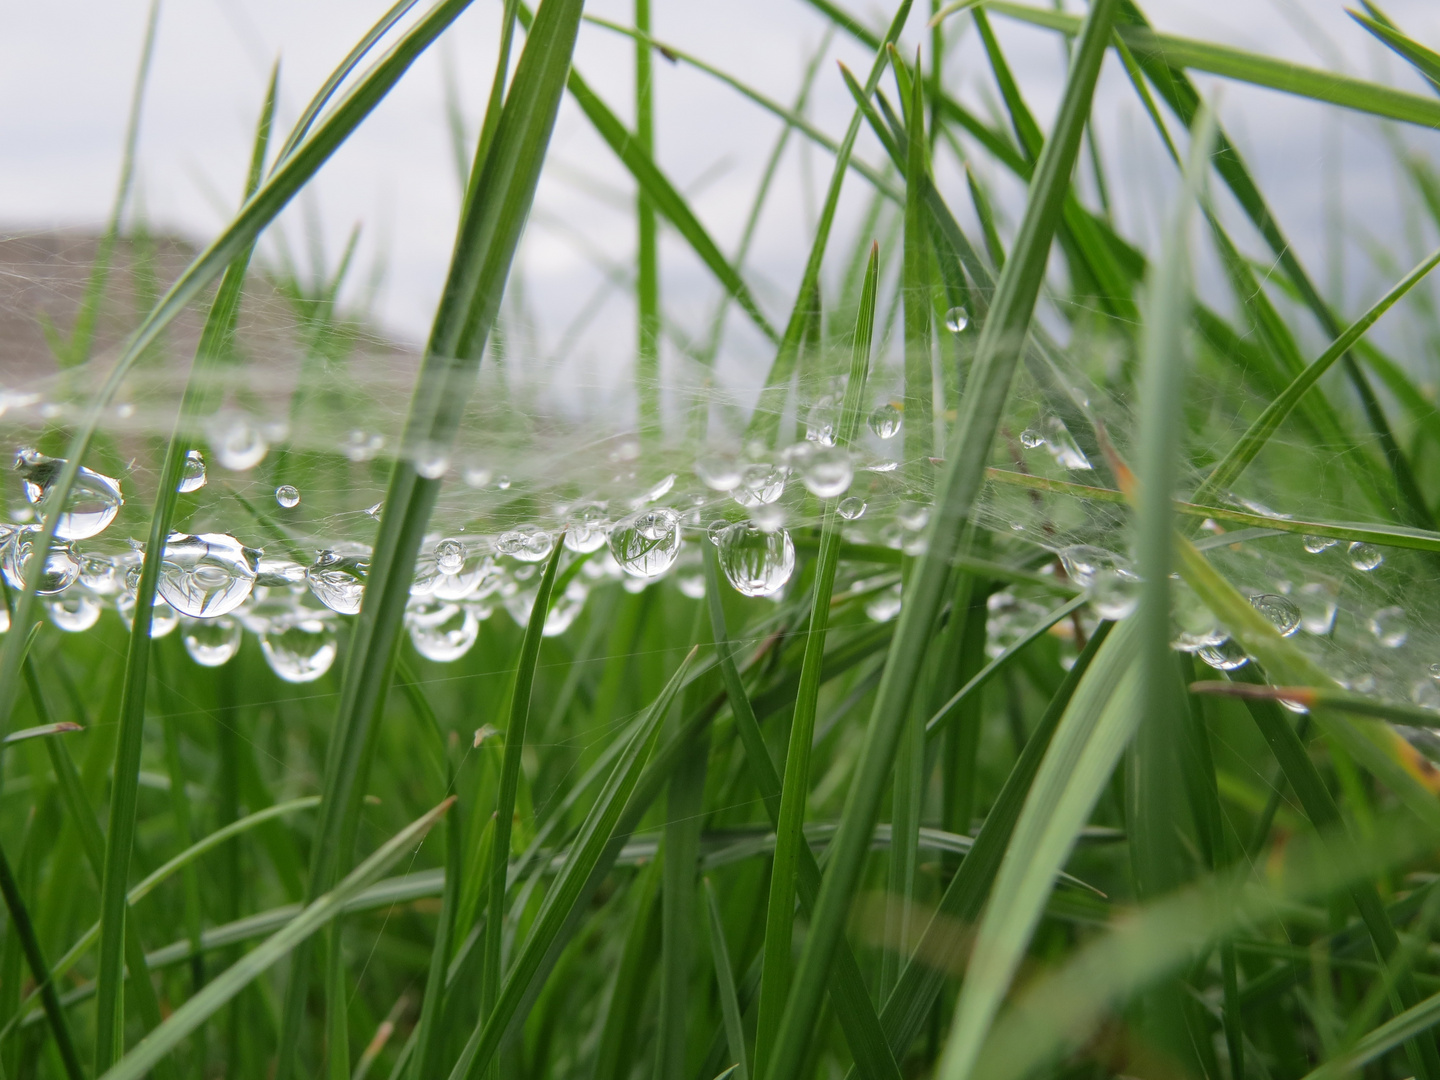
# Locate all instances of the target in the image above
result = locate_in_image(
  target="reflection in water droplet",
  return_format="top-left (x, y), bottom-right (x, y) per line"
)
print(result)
top-left (115, 593), bottom-right (180, 638)
top-left (177, 450), bottom-right (207, 493)
top-left (496, 524), bottom-right (554, 563)
top-left (564, 504), bottom-right (609, 553)
top-left (275, 485), bottom-right (300, 508)
top-left (1250, 593), bottom-right (1300, 637)
top-left (15, 448), bottom-right (124, 539)
top-left (47, 591), bottom-right (101, 633)
top-left (256, 556), bottom-right (308, 588)
top-left (2, 527), bottom-right (81, 595)
top-left (944, 306), bottom-right (969, 333)
top-left (307, 549), bottom-right (371, 614)
top-left (261, 612), bottom-right (337, 682)
top-left (731, 464), bottom-right (785, 508)
top-left (1295, 582), bottom-right (1337, 635)
top-left (158, 534), bottom-right (260, 618)
top-left (806, 397), bottom-right (838, 447)
top-left (1198, 637), bottom-right (1250, 671)
top-left (79, 554), bottom-right (121, 595)
top-left (407, 599), bottom-right (481, 662)
top-left (1019, 429), bottom-right (1044, 449)
top-left (717, 523), bottom-right (795, 597)
top-left (609, 508), bottom-right (682, 579)
top-left (435, 538), bottom-right (465, 575)
top-left (1369, 605), bottom-right (1409, 648)
top-left (1040, 416), bottom-right (1092, 470)
top-left (496, 475), bottom-right (512, 490)
top-left (1348, 542), bottom-right (1383, 571)
top-left (1303, 535), bottom-right (1337, 554)
top-left (838, 497), bottom-right (866, 520)
top-left (868, 403), bottom-right (902, 440)
top-left (183, 616), bottom-right (242, 667)
top-left (210, 414), bottom-right (269, 471)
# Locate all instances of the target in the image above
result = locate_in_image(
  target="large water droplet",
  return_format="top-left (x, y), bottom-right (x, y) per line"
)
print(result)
top-left (944, 306), bottom-right (969, 333)
top-left (407, 599), bottom-right (481, 662)
top-left (1250, 593), bottom-right (1300, 637)
top-left (717, 523), bottom-right (795, 597)
top-left (1369, 605), bottom-right (1408, 648)
top-left (15, 449), bottom-right (124, 540)
top-left (1198, 637), bottom-right (1249, 671)
top-left (806, 396), bottom-right (839, 447)
top-left (433, 555), bottom-right (497, 602)
top-left (1348, 542), bottom-right (1383, 571)
top-left (275, 485), bottom-right (300, 509)
top-left (177, 450), bottom-right (207, 493)
top-left (47, 591), bottom-right (101, 633)
top-left (157, 534), bottom-right (260, 618)
top-left (1303, 535), bottom-right (1337, 554)
top-left (261, 611), bottom-right (337, 682)
top-left (838, 497), bottom-right (866, 520)
top-left (731, 464), bottom-right (785, 508)
top-left (608, 508), bottom-right (682, 579)
top-left (79, 553), bottom-right (122, 595)
top-left (307, 549), bottom-right (371, 614)
top-left (564, 503), bottom-right (609, 553)
top-left (802, 446), bottom-right (853, 498)
top-left (868, 403), bottom-right (902, 440)
top-left (496, 524), bottom-right (554, 563)
top-left (183, 615), bottom-right (242, 667)
top-left (1295, 582), bottom-right (1337, 635)
top-left (2, 526), bottom-right (80, 595)
top-left (115, 592), bottom-right (179, 638)
top-left (435, 538), bottom-right (465, 575)
top-left (210, 414), bottom-right (269, 471)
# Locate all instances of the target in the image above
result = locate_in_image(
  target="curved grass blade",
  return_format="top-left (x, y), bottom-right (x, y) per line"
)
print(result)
top-left (761, 5), bottom-right (1119, 1076)
top-left (96, 799), bottom-right (454, 1080)
top-left (753, 243), bottom-right (878, 1076)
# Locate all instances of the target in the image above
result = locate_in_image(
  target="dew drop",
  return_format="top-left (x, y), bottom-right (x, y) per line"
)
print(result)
top-left (462, 461), bottom-right (493, 488)
top-left (717, 523), bottom-right (795, 597)
top-left (1059, 545), bottom-right (1139, 621)
top-left (47, 591), bottom-right (101, 633)
top-left (802, 446), bottom-right (853, 498)
top-left (496, 524), bottom-right (554, 563)
top-left (695, 454), bottom-right (743, 492)
top-left (177, 450), bottom-right (207, 493)
top-left (1369, 605), bottom-right (1409, 648)
top-left (78, 554), bottom-right (121, 596)
top-left (897, 501), bottom-right (930, 532)
top-left (261, 611), bottom-right (338, 682)
top-left (1429, 662), bottom-right (1440, 685)
top-left (1040, 416), bottom-right (1092, 470)
top-left (414, 444), bottom-right (450, 480)
top-left (256, 556), bottom-right (308, 588)
top-left (707, 520), bottom-right (730, 546)
top-left (435, 538), bottom-right (465, 575)
top-left (158, 534), bottom-right (260, 618)
top-left (866, 582), bottom-right (903, 623)
top-left (1296, 582), bottom-right (1338, 635)
top-left (15, 448), bottom-right (124, 540)
top-left (1303, 534), bottom-right (1337, 554)
top-left (806, 396), bottom-right (839, 447)
top-left (496, 475), bottom-right (512, 491)
top-left (608, 508), bottom-right (682, 579)
top-left (407, 599), bottom-right (481, 662)
top-left (341, 430), bottom-right (385, 463)
top-left (563, 503), bottom-right (609, 554)
top-left (838, 497), bottom-right (867, 520)
top-left (182, 615), bottom-right (242, 667)
top-left (307, 549), bottom-right (371, 615)
top-left (731, 464), bottom-right (786, 508)
top-left (275, 485), bottom-right (300, 509)
top-left (944, 306), bottom-right (969, 333)
top-left (1250, 593), bottom-right (1300, 637)
top-left (1348, 542), bottom-right (1383, 571)
top-left (868, 403), bottom-right (902, 440)
top-left (1198, 637), bottom-right (1250, 671)
top-left (115, 592), bottom-right (180, 638)
top-left (1, 526), bottom-right (81, 595)
top-left (632, 473), bottom-right (676, 508)
top-left (209, 414), bottom-right (269, 471)
top-left (1019, 429), bottom-right (1045, 450)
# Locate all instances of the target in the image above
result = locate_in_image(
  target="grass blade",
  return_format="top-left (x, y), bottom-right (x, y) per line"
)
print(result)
top-left (704, 877), bottom-right (749, 1080)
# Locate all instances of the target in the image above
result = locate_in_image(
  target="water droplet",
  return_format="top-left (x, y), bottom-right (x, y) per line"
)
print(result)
top-left (15, 448), bottom-right (124, 540)
top-left (1019, 429), bottom-right (1044, 450)
top-left (182, 615), bottom-right (242, 667)
top-left (806, 396), bottom-right (839, 447)
top-left (434, 538), bottom-right (465, 575)
top-left (209, 414), bottom-right (269, 471)
top-left (1198, 637), bottom-right (1250, 671)
top-left (0, 607), bottom-right (10, 633)
top-left (1059, 546), bottom-right (1139, 621)
top-left (2, 527), bottom-right (80, 595)
top-left (1040, 416), bottom-right (1092, 470)
top-left (677, 570), bottom-right (706, 599)
top-left (897, 501), bottom-right (929, 532)
top-left (944, 306), bottom-right (969, 333)
top-left (731, 464), bottom-right (786, 508)
top-left (1348, 542), bottom-right (1384, 571)
top-left (407, 599), bottom-right (481, 662)
top-left (868, 403), bottom-right (902, 440)
top-left (631, 473), bottom-right (676, 509)
top-left (275, 485), bottom-right (300, 509)
top-left (838, 497), bottom-right (866, 520)
top-left (256, 556), bottom-right (307, 588)
top-left (177, 450), bottom-right (207, 493)
top-left (866, 458), bottom-right (899, 473)
top-left (1295, 582), bottom-right (1337, 635)
top-left (158, 534), bottom-right (260, 618)
top-left (462, 461), bottom-right (493, 488)
top-left (78, 554), bottom-right (121, 595)
top-left (496, 476), bottom-right (512, 491)
top-left (1303, 534), bottom-right (1337, 554)
top-left (717, 523), bottom-right (795, 597)
top-left (802, 446), bottom-right (853, 498)
top-left (341, 430), bottom-right (385, 463)
top-left (866, 582), bottom-right (903, 622)
top-left (307, 549), bottom-right (371, 614)
top-left (1250, 593), bottom-right (1300, 637)
top-left (414, 444), bottom-right (450, 480)
top-left (695, 454), bottom-right (742, 492)
top-left (260, 611), bottom-right (337, 682)
top-left (1171, 582), bottom-right (1226, 652)
top-left (115, 592), bottom-right (180, 638)
top-left (609, 508), bottom-right (682, 579)
top-left (47, 591), bottom-right (101, 633)
top-left (496, 524), bottom-right (554, 563)
top-left (433, 554), bottom-right (496, 602)
top-left (563, 503), bottom-right (609, 554)
top-left (1369, 605), bottom-right (1408, 648)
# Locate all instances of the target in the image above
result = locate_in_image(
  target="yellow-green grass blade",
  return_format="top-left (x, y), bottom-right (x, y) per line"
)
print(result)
top-left (753, 244), bottom-right (878, 1076)
top-left (96, 799), bottom-right (455, 1080)
top-left (762, 4), bottom-right (1119, 1078)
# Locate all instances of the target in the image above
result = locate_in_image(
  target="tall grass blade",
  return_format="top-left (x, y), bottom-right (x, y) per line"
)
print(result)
top-left (703, 877), bottom-right (749, 1080)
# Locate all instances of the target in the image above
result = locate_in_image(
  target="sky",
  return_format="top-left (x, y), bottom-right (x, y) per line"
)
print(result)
top-left (3, 0), bottom-right (1440, 404)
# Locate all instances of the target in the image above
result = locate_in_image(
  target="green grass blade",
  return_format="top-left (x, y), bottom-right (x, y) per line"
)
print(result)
top-left (590, 861), bottom-right (661, 1080)
top-left (762, 4), bottom-right (1118, 1076)
top-left (481, 539), bottom-right (564, 1021)
top-left (900, 60), bottom-right (934, 479)
top-left (96, 799), bottom-right (455, 1080)
top-left (754, 243), bottom-right (877, 1076)
top-left (1349, 8), bottom-right (1440, 92)
top-left (411, 779), bottom-right (462, 1080)
top-left (635, 0), bottom-right (661, 436)
top-left (1193, 243), bottom-right (1440, 506)
top-left (704, 877), bottom-right (749, 1080)
top-left (446, 649), bottom-right (697, 1080)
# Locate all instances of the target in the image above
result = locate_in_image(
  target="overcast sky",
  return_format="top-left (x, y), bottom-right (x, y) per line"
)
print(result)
top-left (4, 0), bottom-right (1440, 397)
